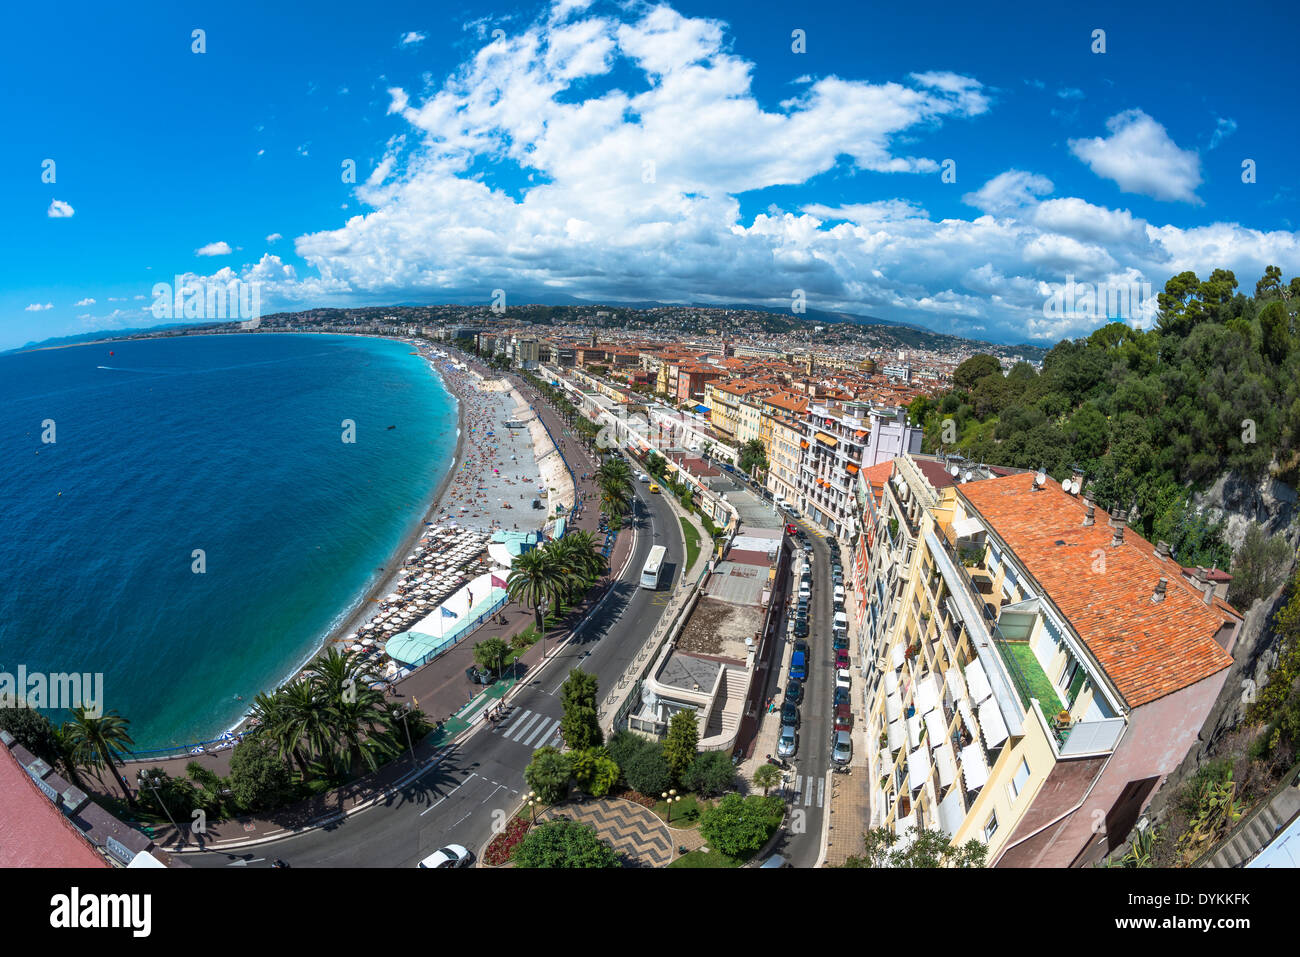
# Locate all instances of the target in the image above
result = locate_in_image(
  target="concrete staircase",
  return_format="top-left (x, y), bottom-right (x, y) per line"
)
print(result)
top-left (703, 667), bottom-right (748, 744)
top-left (1202, 779), bottom-right (1300, 868)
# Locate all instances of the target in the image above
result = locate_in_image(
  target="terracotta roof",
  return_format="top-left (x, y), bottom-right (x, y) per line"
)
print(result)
top-left (958, 473), bottom-right (1237, 708)
top-left (0, 746), bottom-right (106, 868)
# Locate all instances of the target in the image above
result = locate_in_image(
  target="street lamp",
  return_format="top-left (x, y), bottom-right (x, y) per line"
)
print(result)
top-left (526, 790), bottom-right (540, 824)
top-left (393, 702), bottom-right (417, 765)
top-left (137, 770), bottom-right (179, 833)
top-left (661, 789), bottom-right (681, 824)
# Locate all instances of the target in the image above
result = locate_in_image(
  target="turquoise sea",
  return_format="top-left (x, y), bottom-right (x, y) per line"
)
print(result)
top-left (0, 333), bottom-right (457, 750)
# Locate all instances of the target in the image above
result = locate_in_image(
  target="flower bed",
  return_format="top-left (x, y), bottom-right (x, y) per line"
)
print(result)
top-left (611, 787), bottom-right (657, 809)
top-left (483, 814), bottom-right (531, 866)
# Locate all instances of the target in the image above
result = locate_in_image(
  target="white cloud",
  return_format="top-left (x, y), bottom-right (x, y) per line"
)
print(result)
top-left (1069, 109), bottom-right (1203, 203)
top-left (75, 297), bottom-right (96, 306)
top-left (191, 1), bottom-right (1294, 346)
top-left (399, 31), bottom-right (426, 47)
top-left (266, 233), bottom-right (283, 243)
top-left (195, 241), bottom-right (233, 257)
top-left (1209, 116), bottom-right (1237, 150)
top-left (47, 199), bottom-right (75, 218)
top-left (25, 302), bottom-right (53, 311)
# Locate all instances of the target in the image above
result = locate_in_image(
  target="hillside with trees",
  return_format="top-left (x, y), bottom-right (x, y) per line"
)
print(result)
top-left (908, 266), bottom-right (1300, 607)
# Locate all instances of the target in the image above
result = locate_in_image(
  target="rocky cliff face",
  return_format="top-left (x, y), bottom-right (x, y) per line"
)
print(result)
top-left (1194, 470), bottom-right (1298, 552)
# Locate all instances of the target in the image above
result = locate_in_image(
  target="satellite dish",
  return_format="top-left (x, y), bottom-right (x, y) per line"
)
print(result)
top-left (949, 464), bottom-right (959, 477)
top-left (962, 471), bottom-right (973, 483)
top-left (1068, 479), bottom-right (1079, 494)
top-left (1035, 470), bottom-right (1047, 487)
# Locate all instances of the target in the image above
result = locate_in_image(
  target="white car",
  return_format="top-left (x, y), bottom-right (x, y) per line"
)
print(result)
top-left (637, 473), bottom-right (651, 483)
top-left (417, 844), bottom-right (473, 868)
top-left (836, 669), bottom-right (852, 693)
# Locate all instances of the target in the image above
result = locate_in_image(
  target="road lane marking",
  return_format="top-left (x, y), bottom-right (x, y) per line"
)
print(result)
top-left (522, 717), bottom-right (560, 748)
top-left (508, 711), bottom-right (545, 742)
top-left (804, 775), bottom-right (814, 806)
top-left (420, 772), bottom-right (478, 816)
top-left (817, 776), bottom-right (825, 808)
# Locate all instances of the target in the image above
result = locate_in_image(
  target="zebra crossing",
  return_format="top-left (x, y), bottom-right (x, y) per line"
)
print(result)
top-left (491, 708), bottom-right (562, 750)
top-left (785, 773), bottom-right (826, 808)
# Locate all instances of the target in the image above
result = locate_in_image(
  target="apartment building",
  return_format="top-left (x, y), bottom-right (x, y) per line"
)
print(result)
top-left (855, 468), bottom-right (1243, 867)
top-left (705, 379), bottom-right (771, 442)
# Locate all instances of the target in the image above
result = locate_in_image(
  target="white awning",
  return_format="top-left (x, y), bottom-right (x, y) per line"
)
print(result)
top-left (887, 719), bottom-right (906, 751)
top-left (894, 808), bottom-right (918, 847)
top-left (878, 747), bottom-right (893, 779)
top-left (961, 743), bottom-right (989, 791)
top-left (907, 713), bottom-right (922, 748)
top-left (891, 643), bottom-right (906, 669)
top-left (907, 745), bottom-right (931, 792)
top-left (965, 658), bottom-right (993, 703)
top-left (924, 708), bottom-right (947, 743)
top-left (945, 667), bottom-right (967, 701)
top-left (952, 516), bottom-right (985, 539)
top-left (934, 741), bottom-right (957, 788)
top-left (937, 788), bottom-right (966, 838)
top-left (884, 669), bottom-right (899, 695)
top-left (978, 697), bottom-right (1010, 748)
top-left (885, 691), bottom-right (903, 722)
top-left (915, 674), bottom-right (939, 713)
top-left (958, 698), bottom-right (979, 740)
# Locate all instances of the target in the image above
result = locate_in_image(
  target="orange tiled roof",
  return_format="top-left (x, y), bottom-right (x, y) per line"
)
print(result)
top-left (959, 473), bottom-right (1237, 709)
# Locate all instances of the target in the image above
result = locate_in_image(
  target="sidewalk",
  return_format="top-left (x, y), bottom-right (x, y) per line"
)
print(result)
top-left (823, 561), bottom-right (873, 866)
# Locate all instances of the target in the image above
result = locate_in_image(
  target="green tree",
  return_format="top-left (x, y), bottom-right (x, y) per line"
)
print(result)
top-left (513, 819), bottom-right (622, 868)
top-left (0, 703), bottom-right (60, 766)
top-left (62, 707), bottom-right (136, 805)
top-left (606, 729), bottom-right (649, 784)
top-left (699, 793), bottom-right (784, 858)
top-left (751, 763), bottom-right (782, 796)
top-left (841, 827), bottom-right (987, 868)
top-left (952, 353), bottom-right (1002, 391)
top-left (559, 668), bottom-right (604, 750)
top-left (738, 439), bottom-right (768, 477)
top-left (570, 748), bottom-right (619, 797)
top-left (1229, 523), bottom-right (1293, 608)
top-left (135, 767), bottom-right (199, 821)
top-left (683, 749), bottom-right (735, 797)
top-left (524, 745), bottom-right (570, 804)
top-left (662, 709), bottom-right (700, 784)
top-left (507, 548), bottom-right (564, 634)
top-left (473, 636), bottom-right (510, 676)
top-left (228, 734), bottom-right (297, 813)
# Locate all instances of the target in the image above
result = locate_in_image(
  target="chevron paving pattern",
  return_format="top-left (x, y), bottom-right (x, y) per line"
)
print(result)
top-left (540, 798), bottom-right (674, 867)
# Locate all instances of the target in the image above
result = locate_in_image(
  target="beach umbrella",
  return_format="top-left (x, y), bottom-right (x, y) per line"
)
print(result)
top-left (350, 643), bottom-right (364, 652)
top-left (190, 747), bottom-right (206, 755)
top-left (219, 731), bottom-right (236, 741)
top-left (361, 638), bottom-right (374, 646)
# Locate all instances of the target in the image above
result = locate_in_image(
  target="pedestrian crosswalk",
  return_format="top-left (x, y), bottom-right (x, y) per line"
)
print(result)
top-left (492, 708), bottom-right (562, 749)
top-left (785, 773), bottom-right (826, 808)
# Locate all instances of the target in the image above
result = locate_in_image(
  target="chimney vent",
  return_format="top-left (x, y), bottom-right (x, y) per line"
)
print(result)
top-left (1152, 577), bottom-right (1168, 603)
top-left (1156, 540), bottom-right (1171, 560)
top-left (1111, 509), bottom-right (1126, 547)
top-left (1202, 578), bottom-right (1214, 605)
top-left (1083, 500), bottom-right (1095, 526)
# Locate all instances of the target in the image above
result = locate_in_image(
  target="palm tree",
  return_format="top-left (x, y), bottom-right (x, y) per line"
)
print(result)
top-left (542, 537), bottom-right (583, 607)
top-left (507, 547), bottom-right (564, 634)
top-left (596, 456), bottom-right (632, 490)
top-left (63, 708), bottom-right (136, 805)
top-left (752, 763), bottom-right (782, 797)
top-left (600, 483), bottom-right (632, 521)
top-left (280, 677), bottom-right (336, 776)
top-left (565, 529), bottom-right (607, 583)
top-left (327, 686), bottom-right (399, 775)
top-left (249, 690), bottom-right (312, 777)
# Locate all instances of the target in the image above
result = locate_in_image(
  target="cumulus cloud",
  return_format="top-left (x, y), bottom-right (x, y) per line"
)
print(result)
top-left (47, 199), bottom-right (75, 218)
top-left (191, 1), bottom-right (1293, 345)
top-left (266, 233), bottom-right (283, 243)
top-left (1209, 116), bottom-right (1237, 150)
top-left (195, 241), bottom-right (233, 257)
top-left (1069, 109), bottom-right (1203, 203)
top-left (75, 297), bottom-right (96, 306)
top-left (399, 31), bottom-right (426, 46)
top-left (25, 302), bottom-right (53, 311)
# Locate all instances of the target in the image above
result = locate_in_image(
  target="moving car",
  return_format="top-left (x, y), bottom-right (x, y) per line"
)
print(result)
top-left (777, 724), bottom-right (798, 759)
top-left (785, 523), bottom-right (798, 535)
top-left (758, 854), bottom-right (790, 868)
top-left (831, 730), bottom-right (853, 766)
top-left (418, 844), bottom-right (474, 868)
top-left (648, 483), bottom-right (661, 494)
top-left (637, 473), bottom-right (651, 483)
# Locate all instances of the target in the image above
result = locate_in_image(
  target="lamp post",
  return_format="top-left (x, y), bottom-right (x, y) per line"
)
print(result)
top-left (393, 702), bottom-right (417, 765)
top-left (526, 790), bottom-right (539, 824)
top-left (137, 770), bottom-right (179, 833)
top-left (661, 789), bottom-right (681, 824)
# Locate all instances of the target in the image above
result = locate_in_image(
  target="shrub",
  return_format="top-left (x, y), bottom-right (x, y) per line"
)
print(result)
top-left (623, 742), bottom-right (672, 796)
top-left (513, 819), bottom-right (621, 868)
top-left (524, 746), bottom-right (570, 804)
top-left (228, 735), bottom-right (296, 813)
top-left (606, 730), bottom-right (650, 784)
top-left (683, 750), bottom-right (736, 797)
top-left (699, 793), bottom-right (784, 859)
top-left (1229, 523), bottom-right (1293, 608)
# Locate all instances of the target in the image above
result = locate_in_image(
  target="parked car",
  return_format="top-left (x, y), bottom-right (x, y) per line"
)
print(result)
top-left (834, 703), bottom-right (854, 732)
top-left (832, 633), bottom-right (849, 652)
top-left (833, 685), bottom-right (851, 707)
top-left (781, 700), bottom-right (800, 727)
top-left (758, 854), bottom-right (790, 868)
top-left (793, 619), bottom-right (809, 638)
top-left (790, 650), bottom-right (808, 681)
top-left (783, 679), bottom-right (803, 705)
top-left (793, 638), bottom-right (810, 659)
top-left (831, 730), bottom-right (853, 766)
top-left (777, 724), bottom-right (799, 759)
top-left (834, 650), bottom-right (850, 670)
top-left (418, 844), bottom-right (474, 868)
top-left (465, 666), bottom-right (495, 685)
top-left (835, 669), bottom-right (852, 695)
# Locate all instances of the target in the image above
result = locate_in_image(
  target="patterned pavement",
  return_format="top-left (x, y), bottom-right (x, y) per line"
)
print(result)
top-left (539, 796), bottom-right (675, 867)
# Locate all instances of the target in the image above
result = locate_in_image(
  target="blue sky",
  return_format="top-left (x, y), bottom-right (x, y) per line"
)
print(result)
top-left (3, 0), bottom-right (1296, 350)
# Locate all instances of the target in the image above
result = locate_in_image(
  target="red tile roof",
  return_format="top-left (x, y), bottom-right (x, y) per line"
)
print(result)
top-left (959, 473), bottom-right (1237, 708)
top-left (0, 747), bottom-right (106, 868)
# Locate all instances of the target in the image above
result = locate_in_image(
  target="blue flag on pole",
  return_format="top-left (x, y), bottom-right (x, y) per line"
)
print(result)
top-left (441, 607), bottom-right (457, 619)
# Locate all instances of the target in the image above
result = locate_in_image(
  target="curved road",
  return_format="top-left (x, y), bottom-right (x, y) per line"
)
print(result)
top-left (189, 472), bottom-right (683, 868)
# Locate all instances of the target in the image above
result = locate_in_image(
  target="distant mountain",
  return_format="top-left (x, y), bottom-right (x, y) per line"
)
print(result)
top-left (3, 322), bottom-right (214, 355)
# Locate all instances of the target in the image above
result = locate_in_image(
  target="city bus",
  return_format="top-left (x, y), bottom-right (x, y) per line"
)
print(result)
top-left (640, 544), bottom-right (667, 589)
